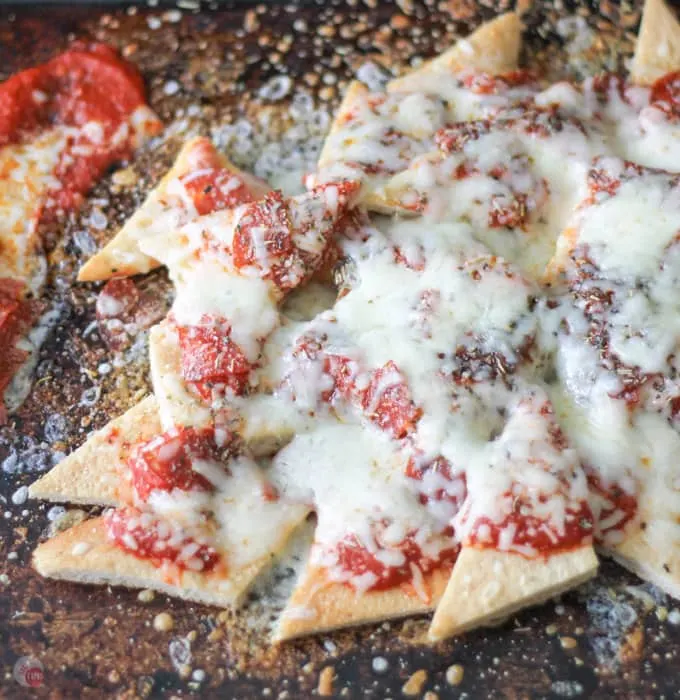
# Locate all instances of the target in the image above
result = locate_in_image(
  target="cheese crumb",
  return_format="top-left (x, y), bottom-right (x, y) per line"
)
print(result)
top-left (153, 612), bottom-right (175, 632)
top-left (551, 680), bottom-right (585, 697)
top-left (163, 80), bottom-right (181, 96)
top-left (217, 610), bottom-right (230, 625)
top-left (11, 486), bottom-right (28, 505)
top-left (47, 505), bottom-right (66, 521)
top-left (318, 666), bottom-right (335, 697)
top-left (207, 627), bottom-right (224, 642)
top-left (137, 589), bottom-right (155, 603)
top-left (169, 636), bottom-right (192, 668)
top-left (372, 656), bottom-right (389, 673)
top-left (560, 636), bottom-right (578, 650)
top-left (402, 669), bottom-right (427, 696)
top-left (445, 664), bottom-right (464, 686)
top-left (356, 62), bottom-right (390, 91)
top-left (111, 167), bottom-right (138, 188)
top-left (258, 76), bottom-right (292, 102)
top-left (244, 10), bottom-right (259, 32)
top-left (396, 0), bottom-right (415, 13)
top-left (89, 209), bottom-right (108, 230)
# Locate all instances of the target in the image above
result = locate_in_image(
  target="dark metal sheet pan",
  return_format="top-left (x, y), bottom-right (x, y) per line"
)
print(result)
top-left (2, 1), bottom-right (680, 697)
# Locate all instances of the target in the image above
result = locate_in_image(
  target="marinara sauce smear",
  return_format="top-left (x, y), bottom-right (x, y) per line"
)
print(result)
top-left (0, 42), bottom-right (160, 420)
top-left (0, 42), bottom-right (159, 218)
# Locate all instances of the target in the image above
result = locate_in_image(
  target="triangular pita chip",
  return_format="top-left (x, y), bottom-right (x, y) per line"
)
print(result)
top-left (273, 564), bottom-right (451, 642)
top-left (316, 13), bottom-right (523, 216)
top-left (317, 81), bottom-right (369, 173)
top-left (387, 12), bottom-right (522, 93)
top-left (29, 395), bottom-right (160, 506)
top-left (77, 137), bottom-right (270, 282)
top-left (603, 476), bottom-right (680, 599)
top-left (630, 0), bottom-right (680, 85)
top-left (34, 513), bottom-right (306, 609)
top-left (316, 82), bottom-right (418, 215)
top-left (608, 530), bottom-right (680, 600)
top-left (428, 546), bottom-right (598, 642)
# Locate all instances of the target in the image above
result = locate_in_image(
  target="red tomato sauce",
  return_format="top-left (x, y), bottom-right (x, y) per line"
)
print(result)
top-left (651, 71), bottom-right (680, 119)
top-left (322, 352), bottom-right (357, 399)
top-left (128, 425), bottom-right (226, 501)
top-left (290, 335), bottom-right (421, 439)
top-left (488, 192), bottom-right (530, 229)
top-left (586, 472), bottom-right (638, 541)
top-left (232, 190), bottom-right (299, 290)
top-left (322, 354), bottom-right (420, 438)
top-left (589, 73), bottom-right (629, 104)
top-left (105, 508), bottom-right (220, 573)
top-left (467, 499), bottom-right (594, 555)
top-left (586, 159), bottom-right (645, 201)
top-left (180, 168), bottom-right (256, 215)
top-left (0, 42), bottom-right (158, 219)
top-left (177, 316), bottom-right (254, 400)
top-left (357, 361), bottom-right (422, 439)
top-left (232, 182), bottom-right (358, 293)
top-left (334, 531), bottom-right (458, 592)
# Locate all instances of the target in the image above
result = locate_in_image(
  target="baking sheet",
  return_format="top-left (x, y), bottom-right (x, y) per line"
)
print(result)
top-left (2, 1), bottom-right (680, 697)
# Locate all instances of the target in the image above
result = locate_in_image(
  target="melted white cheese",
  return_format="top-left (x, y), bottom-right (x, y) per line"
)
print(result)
top-left (552, 157), bottom-right (680, 557)
top-left (265, 213), bottom-right (581, 562)
top-left (171, 260), bottom-right (279, 362)
top-left (575, 162), bottom-right (680, 278)
top-left (113, 68), bottom-right (680, 600)
top-left (270, 422), bottom-right (452, 586)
